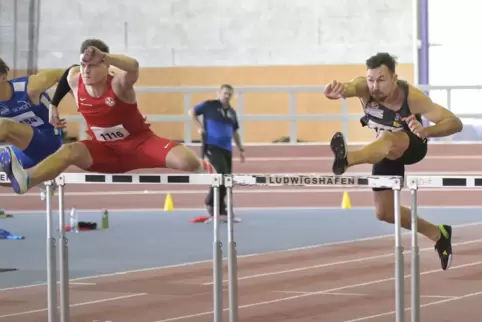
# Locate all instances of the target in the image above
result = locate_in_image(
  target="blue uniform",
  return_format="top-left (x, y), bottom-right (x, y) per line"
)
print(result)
top-left (0, 76), bottom-right (62, 168)
top-left (193, 100), bottom-right (239, 151)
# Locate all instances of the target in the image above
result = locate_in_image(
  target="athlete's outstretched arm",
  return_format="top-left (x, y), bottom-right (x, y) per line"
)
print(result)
top-left (408, 86), bottom-right (463, 138)
top-left (48, 65), bottom-right (80, 129)
top-left (341, 76), bottom-right (370, 98)
top-left (324, 76), bottom-right (369, 100)
top-left (50, 64), bottom-right (79, 108)
top-left (104, 53), bottom-right (139, 89)
top-left (27, 69), bottom-right (65, 98)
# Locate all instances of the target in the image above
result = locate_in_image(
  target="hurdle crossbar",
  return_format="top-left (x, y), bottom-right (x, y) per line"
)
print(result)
top-left (227, 173), bottom-right (403, 322)
top-left (44, 173), bottom-right (223, 322)
top-left (406, 175), bottom-right (482, 322)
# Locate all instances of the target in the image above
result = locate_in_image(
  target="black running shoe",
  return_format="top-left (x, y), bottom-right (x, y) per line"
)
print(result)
top-left (330, 132), bottom-right (348, 175)
top-left (434, 225), bottom-right (452, 270)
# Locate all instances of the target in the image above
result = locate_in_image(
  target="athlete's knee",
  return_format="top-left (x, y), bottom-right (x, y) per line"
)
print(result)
top-left (177, 156), bottom-right (200, 172)
top-left (378, 131), bottom-right (409, 160)
top-left (166, 145), bottom-right (201, 171)
top-left (58, 142), bottom-right (90, 165)
top-left (375, 206), bottom-right (395, 223)
top-left (374, 190), bottom-right (395, 223)
top-left (0, 118), bottom-right (15, 139)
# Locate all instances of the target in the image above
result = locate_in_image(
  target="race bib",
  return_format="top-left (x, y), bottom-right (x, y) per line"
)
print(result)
top-left (12, 111), bottom-right (44, 127)
top-left (90, 125), bottom-right (130, 142)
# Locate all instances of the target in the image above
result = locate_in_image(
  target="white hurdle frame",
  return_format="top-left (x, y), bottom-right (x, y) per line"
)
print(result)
top-left (226, 173), bottom-right (403, 322)
top-left (42, 172), bottom-right (403, 322)
top-left (43, 173), bottom-right (223, 322)
top-left (406, 175), bottom-right (479, 322)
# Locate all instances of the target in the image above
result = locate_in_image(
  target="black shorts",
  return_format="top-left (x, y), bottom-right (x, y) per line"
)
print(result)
top-left (372, 131), bottom-right (427, 191)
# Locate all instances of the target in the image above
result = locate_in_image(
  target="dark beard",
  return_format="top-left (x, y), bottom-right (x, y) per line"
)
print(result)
top-left (370, 92), bottom-right (387, 102)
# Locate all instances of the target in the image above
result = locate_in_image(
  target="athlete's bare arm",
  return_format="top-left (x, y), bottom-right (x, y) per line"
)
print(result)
top-left (341, 76), bottom-right (370, 98)
top-left (407, 85), bottom-right (463, 138)
top-left (27, 69), bottom-right (65, 103)
top-left (324, 76), bottom-right (370, 100)
top-left (106, 54), bottom-right (139, 104)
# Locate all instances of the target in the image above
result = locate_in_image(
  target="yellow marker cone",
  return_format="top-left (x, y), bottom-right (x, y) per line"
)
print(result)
top-left (164, 193), bottom-right (174, 211)
top-left (341, 192), bottom-right (351, 209)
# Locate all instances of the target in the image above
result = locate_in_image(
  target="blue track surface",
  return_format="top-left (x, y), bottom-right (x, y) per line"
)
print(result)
top-left (0, 207), bottom-right (479, 289)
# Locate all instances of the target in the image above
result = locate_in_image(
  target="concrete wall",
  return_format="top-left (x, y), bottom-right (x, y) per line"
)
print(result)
top-left (1, 0), bottom-right (415, 143)
top-left (7, 0), bottom-right (416, 68)
top-left (0, 0), bottom-right (34, 73)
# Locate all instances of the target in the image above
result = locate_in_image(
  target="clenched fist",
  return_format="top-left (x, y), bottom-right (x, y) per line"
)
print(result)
top-left (48, 104), bottom-right (67, 129)
top-left (324, 80), bottom-right (345, 100)
top-left (81, 46), bottom-right (106, 65)
top-left (404, 115), bottom-right (427, 139)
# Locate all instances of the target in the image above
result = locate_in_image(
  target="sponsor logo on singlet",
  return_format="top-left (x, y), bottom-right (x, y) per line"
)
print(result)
top-left (105, 97), bottom-right (116, 107)
top-left (392, 113), bottom-right (403, 128)
top-left (0, 105), bottom-right (9, 116)
top-left (90, 124), bottom-right (130, 142)
top-left (365, 107), bottom-right (384, 119)
top-left (13, 100), bottom-right (31, 113)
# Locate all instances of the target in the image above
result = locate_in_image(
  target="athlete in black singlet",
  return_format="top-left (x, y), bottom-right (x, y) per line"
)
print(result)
top-left (323, 52), bottom-right (463, 271)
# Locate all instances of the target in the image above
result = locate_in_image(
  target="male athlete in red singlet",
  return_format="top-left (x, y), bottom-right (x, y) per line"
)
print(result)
top-left (0, 39), bottom-right (216, 194)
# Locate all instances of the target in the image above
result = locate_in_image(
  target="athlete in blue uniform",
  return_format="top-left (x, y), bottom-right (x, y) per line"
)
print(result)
top-left (0, 58), bottom-right (65, 180)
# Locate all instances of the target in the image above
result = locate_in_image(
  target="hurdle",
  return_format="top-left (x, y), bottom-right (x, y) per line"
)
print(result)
top-left (43, 173), bottom-right (223, 322)
top-left (42, 172), bottom-right (402, 322)
top-left (406, 175), bottom-right (479, 322)
top-left (226, 173), bottom-right (404, 322)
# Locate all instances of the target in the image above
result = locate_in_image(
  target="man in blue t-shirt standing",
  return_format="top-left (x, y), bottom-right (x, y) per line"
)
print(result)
top-left (189, 84), bottom-right (245, 223)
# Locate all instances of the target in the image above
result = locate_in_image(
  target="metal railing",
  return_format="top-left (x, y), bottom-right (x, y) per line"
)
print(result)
top-left (57, 85), bottom-right (482, 144)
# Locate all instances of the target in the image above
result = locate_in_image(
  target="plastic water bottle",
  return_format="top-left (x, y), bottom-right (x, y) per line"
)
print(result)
top-left (102, 209), bottom-right (109, 230)
top-left (70, 207), bottom-right (78, 233)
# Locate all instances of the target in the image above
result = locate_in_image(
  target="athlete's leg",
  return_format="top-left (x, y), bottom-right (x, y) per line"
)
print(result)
top-left (0, 142), bottom-right (91, 193)
top-left (10, 127), bottom-right (63, 169)
top-left (370, 133), bottom-right (452, 270)
top-left (372, 160), bottom-right (441, 241)
top-left (0, 147), bottom-right (35, 188)
top-left (0, 140), bottom-right (119, 194)
top-left (330, 131), bottom-right (410, 175)
top-left (166, 145), bottom-right (217, 173)
top-left (3, 128), bottom-right (63, 188)
top-left (0, 118), bottom-right (35, 150)
top-left (130, 133), bottom-right (217, 173)
top-left (0, 117), bottom-right (36, 185)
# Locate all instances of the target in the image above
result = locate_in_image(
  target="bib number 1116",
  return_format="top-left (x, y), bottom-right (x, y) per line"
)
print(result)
top-left (100, 131), bottom-right (125, 141)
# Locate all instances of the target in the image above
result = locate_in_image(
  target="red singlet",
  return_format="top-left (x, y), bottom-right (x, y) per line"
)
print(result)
top-left (77, 74), bottom-right (150, 141)
top-left (76, 74), bottom-right (179, 173)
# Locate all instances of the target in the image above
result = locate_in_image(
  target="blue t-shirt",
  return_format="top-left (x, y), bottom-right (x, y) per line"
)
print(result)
top-left (194, 100), bottom-right (239, 151)
top-left (0, 76), bottom-right (56, 135)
